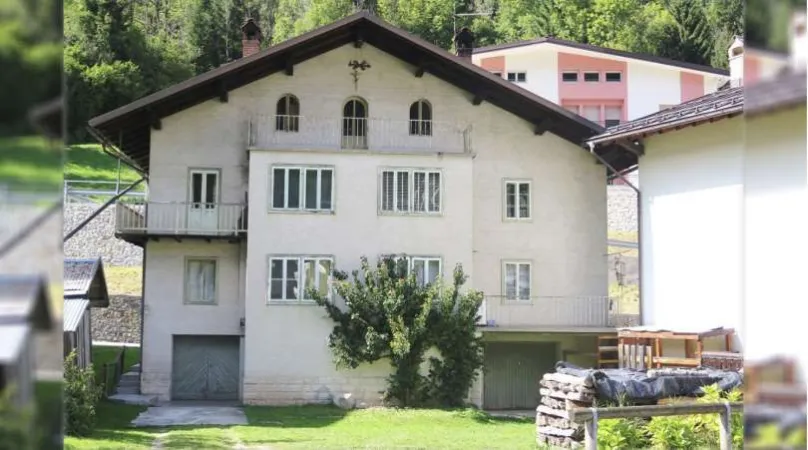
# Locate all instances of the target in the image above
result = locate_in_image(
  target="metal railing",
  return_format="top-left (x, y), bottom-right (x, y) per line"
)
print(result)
top-left (249, 115), bottom-right (473, 154)
top-left (64, 179), bottom-right (147, 204)
top-left (114, 201), bottom-right (247, 236)
top-left (479, 295), bottom-right (639, 328)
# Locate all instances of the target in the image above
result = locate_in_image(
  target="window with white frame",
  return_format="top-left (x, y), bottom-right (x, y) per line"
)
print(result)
top-left (381, 255), bottom-right (442, 287)
top-left (503, 261), bottom-right (531, 300)
top-left (271, 166), bottom-right (334, 211)
top-left (507, 71), bottom-right (527, 82)
top-left (505, 180), bottom-right (531, 219)
top-left (268, 256), bottom-right (332, 302)
top-left (380, 169), bottom-right (441, 214)
top-left (185, 258), bottom-right (217, 304)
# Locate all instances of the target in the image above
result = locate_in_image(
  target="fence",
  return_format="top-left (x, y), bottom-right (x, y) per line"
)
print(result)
top-left (98, 346), bottom-right (127, 397)
top-left (568, 402), bottom-right (744, 450)
top-left (64, 179), bottom-right (147, 204)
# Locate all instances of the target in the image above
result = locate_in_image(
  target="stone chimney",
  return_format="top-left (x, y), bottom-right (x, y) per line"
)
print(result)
top-left (790, 10), bottom-right (807, 70)
top-left (454, 27), bottom-right (475, 60)
top-left (241, 18), bottom-right (262, 58)
top-left (727, 36), bottom-right (744, 87)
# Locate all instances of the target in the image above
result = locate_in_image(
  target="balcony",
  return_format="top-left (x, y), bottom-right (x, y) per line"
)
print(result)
top-left (114, 201), bottom-right (247, 245)
top-left (478, 295), bottom-right (640, 330)
top-left (248, 115), bottom-right (473, 154)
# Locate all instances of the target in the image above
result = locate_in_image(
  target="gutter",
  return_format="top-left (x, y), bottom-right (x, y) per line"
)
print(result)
top-left (587, 142), bottom-right (643, 325)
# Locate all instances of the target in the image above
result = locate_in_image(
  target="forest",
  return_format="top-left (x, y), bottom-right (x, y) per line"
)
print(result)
top-left (52, 0), bottom-right (777, 141)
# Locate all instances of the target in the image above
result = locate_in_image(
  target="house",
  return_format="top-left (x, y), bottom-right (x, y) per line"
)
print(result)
top-left (63, 258), bottom-right (111, 369)
top-left (585, 11), bottom-right (807, 373)
top-left (88, 12), bottom-right (639, 410)
top-left (0, 275), bottom-right (53, 407)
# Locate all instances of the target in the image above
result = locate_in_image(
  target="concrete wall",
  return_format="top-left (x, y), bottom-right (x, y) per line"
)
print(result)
top-left (744, 105), bottom-right (808, 382)
top-left (639, 117), bottom-right (744, 350)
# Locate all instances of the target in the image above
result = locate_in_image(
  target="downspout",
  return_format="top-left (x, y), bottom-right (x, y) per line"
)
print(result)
top-left (138, 244), bottom-right (146, 394)
top-left (586, 142), bottom-right (643, 325)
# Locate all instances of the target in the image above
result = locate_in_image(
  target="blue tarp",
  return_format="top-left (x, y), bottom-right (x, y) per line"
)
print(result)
top-left (554, 361), bottom-right (744, 402)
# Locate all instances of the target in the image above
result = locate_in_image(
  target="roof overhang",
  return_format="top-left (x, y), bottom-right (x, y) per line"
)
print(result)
top-left (87, 12), bottom-right (635, 174)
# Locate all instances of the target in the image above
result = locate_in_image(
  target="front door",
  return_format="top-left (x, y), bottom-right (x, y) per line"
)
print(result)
top-left (188, 170), bottom-right (219, 233)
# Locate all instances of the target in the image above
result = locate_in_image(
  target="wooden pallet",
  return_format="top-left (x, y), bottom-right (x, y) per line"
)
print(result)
top-left (597, 335), bottom-right (619, 369)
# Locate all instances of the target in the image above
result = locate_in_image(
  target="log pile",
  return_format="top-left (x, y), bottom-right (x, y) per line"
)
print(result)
top-left (535, 372), bottom-right (595, 449)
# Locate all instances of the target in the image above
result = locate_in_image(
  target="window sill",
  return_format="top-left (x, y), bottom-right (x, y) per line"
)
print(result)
top-left (183, 301), bottom-right (219, 306)
top-left (267, 299), bottom-right (320, 306)
top-left (268, 209), bottom-right (335, 215)
top-left (503, 217), bottom-right (533, 223)
top-left (378, 211), bottom-right (443, 217)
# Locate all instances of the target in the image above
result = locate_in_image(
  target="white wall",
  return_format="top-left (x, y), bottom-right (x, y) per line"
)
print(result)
top-left (495, 48), bottom-right (559, 103)
top-left (140, 241), bottom-right (245, 400)
top-left (639, 118), bottom-right (744, 349)
top-left (626, 61), bottom-right (681, 120)
top-left (744, 106), bottom-right (808, 381)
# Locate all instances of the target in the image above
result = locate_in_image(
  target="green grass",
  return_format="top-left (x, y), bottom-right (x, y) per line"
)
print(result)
top-left (64, 404), bottom-right (537, 450)
top-left (34, 380), bottom-right (63, 450)
top-left (92, 345), bottom-right (141, 393)
top-left (608, 230), bottom-right (638, 257)
top-left (64, 144), bottom-right (140, 184)
top-left (104, 266), bottom-right (143, 296)
top-left (0, 135), bottom-right (62, 190)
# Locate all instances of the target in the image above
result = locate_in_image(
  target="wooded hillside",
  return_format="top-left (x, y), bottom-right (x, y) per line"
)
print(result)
top-left (64, 0), bottom-right (744, 142)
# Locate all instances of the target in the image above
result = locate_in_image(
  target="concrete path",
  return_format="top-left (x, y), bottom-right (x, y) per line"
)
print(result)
top-left (131, 404), bottom-right (248, 427)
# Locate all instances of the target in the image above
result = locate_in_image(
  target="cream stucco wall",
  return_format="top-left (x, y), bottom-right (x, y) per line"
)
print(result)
top-left (143, 42), bottom-right (608, 405)
top-left (639, 118), bottom-right (745, 352)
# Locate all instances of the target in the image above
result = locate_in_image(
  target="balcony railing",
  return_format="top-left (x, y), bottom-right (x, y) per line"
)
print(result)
top-left (478, 295), bottom-right (640, 329)
top-left (115, 201), bottom-right (247, 237)
top-left (248, 115), bottom-right (472, 154)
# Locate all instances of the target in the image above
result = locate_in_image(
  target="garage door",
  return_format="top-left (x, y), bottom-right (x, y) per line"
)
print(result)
top-left (483, 342), bottom-right (558, 410)
top-left (172, 335), bottom-right (240, 401)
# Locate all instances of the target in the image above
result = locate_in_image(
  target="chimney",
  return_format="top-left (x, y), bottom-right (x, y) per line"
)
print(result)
top-left (454, 27), bottom-right (475, 60)
top-left (241, 18), bottom-right (262, 59)
top-left (790, 10), bottom-right (807, 70)
top-left (727, 36), bottom-right (744, 87)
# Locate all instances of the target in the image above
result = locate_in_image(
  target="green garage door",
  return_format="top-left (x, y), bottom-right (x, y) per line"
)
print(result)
top-left (483, 342), bottom-right (558, 410)
top-left (172, 335), bottom-right (240, 401)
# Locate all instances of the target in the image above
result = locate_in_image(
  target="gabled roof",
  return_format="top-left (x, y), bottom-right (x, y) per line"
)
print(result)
top-left (88, 11), bottom-right (636, 174)
top-left (473, 37), bottom-right (730, 76)
top-left (586, 86), bottom-right (744, 147)
top-left (0, 275), bottom-right (53, 331)
top-left (64, 257), bottom-right (110, 308)
top-left (745, 67), bottom-right (807, 117)
top-left (63, 299), bottom-right (90, 333)
top-left (0, 324), bottom-right (30, 364)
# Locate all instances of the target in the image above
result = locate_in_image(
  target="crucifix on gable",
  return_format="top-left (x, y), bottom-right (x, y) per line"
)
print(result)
top-left (348, 59), bottom-right (371, 90)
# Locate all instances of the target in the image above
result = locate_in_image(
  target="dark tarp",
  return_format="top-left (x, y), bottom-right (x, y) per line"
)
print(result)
top-left (554, 361), bottom-right (744, 403)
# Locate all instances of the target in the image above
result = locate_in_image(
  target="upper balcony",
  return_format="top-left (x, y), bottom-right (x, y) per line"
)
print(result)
top-left (478, 295), bottom-right (640, 331)
top-left (114, 201), bottom-right (247, 246)
top-left (248, 115), bottom-right (473, 154)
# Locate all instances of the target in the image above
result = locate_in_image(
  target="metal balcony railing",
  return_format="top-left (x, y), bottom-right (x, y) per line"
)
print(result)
top-left (114, 201), bottom-right (247, 236)
top-left (248, 115), bottom-right (473, 154)
top-left (478, 295), bottom-right (639, 328)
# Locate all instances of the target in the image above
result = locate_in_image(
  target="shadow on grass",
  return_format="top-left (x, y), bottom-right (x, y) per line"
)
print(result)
top-left (453, 408), bottom-right (534, 425)
top-left (243, 404), bottom-right (350, 427)
top-left (68, 401), bottom-right (160, 448)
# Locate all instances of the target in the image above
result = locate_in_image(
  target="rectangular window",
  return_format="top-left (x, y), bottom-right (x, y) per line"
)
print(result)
top-left (271, 166), bottom-right (334, 212)
top-left (268, 256), bottom-right (333, 302)
top-left (410, 257), bottom-right (441, 287)
top-left (505, 180), bottom-right (531, 219)
top-left (583, 72), bottom-right (600, 82)
top-left (507, 72), bottom-right (526, 82)
top-left (504, 262), bottom-right (531, 300)
top-left (605, 72), bottom-right (622, 82)
top-left (562, 72), bottom-right (578, 82)
top-left (604, 105), bottom-right (622, 128)
top-left (380, 169), bottom-right (441, 214)
top-left (185, 259), bottom-right (217, 304)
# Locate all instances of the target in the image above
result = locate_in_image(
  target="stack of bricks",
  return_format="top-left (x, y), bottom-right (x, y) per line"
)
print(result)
top-left (535, 372), bottom-right (595, 449)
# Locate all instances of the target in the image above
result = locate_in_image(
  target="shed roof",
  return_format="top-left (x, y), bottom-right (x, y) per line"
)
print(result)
top-left (64, 258), bottom-right (110, 308)
top-left (744, 67), bottom-right (807, 117)
top-left (473, 36), bottom-right (730, 76)
top-left (88, 11), bottom-right (636, 175)
top-left (0, 324), bottom-right (30, 364)
top-left (0, 275), bottom-right (53, 331)
top-left (63, 299), bottom-right (90, 333)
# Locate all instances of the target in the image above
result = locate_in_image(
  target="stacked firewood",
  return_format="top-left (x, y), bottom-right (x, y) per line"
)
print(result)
top-left (536, 372), bottom-right (596, 449)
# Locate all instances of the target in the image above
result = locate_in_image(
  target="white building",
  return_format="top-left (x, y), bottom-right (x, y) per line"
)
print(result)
top-left (88, 13), bottom-right (640, 409)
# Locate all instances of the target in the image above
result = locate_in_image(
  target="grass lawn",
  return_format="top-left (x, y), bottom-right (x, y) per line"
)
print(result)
top-left (607, 230), bottom-right (638, 257)
top-left (92, 345), bottom-right (141, 394)
top-left (65, 144), bottom-right (143, 190)
top-left (0, 135), bottom-right (62, 191)
top-left (34, 380), bottom-right (63, 450)
top-left (64, 404), bottom-right (537, 450)
top-left (103, 266), bottom-right (143, 296)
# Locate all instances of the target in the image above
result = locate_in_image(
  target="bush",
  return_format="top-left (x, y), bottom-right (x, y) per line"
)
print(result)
top-left (64, 350), bottom-right (102, 437)
top-left (598, 418), bottom-right (650, 449)
top-left (0, 385), bottom-right (37, 450)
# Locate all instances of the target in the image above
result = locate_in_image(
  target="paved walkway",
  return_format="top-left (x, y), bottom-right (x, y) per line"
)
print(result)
top-left (131, 404), bottom-right (248, 427)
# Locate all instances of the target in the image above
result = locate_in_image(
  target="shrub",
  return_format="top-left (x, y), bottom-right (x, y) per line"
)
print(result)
top-left (64, 350), bottom-right (102, 437)
top-left (0, 385), bottom-right (37, 449)
top-left (598, 418), bottom-right (650, 449)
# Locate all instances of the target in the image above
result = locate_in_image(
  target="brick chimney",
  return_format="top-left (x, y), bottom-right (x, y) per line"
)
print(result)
top-left (454, 27), bottom-right (475, 60)
top-left (241, 18), bottom-right (262, 58)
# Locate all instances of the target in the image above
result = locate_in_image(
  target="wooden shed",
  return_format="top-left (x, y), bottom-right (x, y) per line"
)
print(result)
top-left (63, 258), bottom-right (110, 369)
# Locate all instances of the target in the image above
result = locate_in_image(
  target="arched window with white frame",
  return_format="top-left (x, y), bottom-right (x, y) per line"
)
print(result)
top-left (409, 99), bottom-right (432, 136)
top-left (342, 97), bottom-right (368, 149)
top-left (275, 94), bottom-right (300, 132)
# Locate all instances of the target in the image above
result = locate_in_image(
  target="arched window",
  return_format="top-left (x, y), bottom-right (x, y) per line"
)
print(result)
top-left (409, 100), bottom-right (432, 136)
top-left (342, 97), bottom-right (368, 149)
top-left (275, 94), bottom-right (300, 132)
